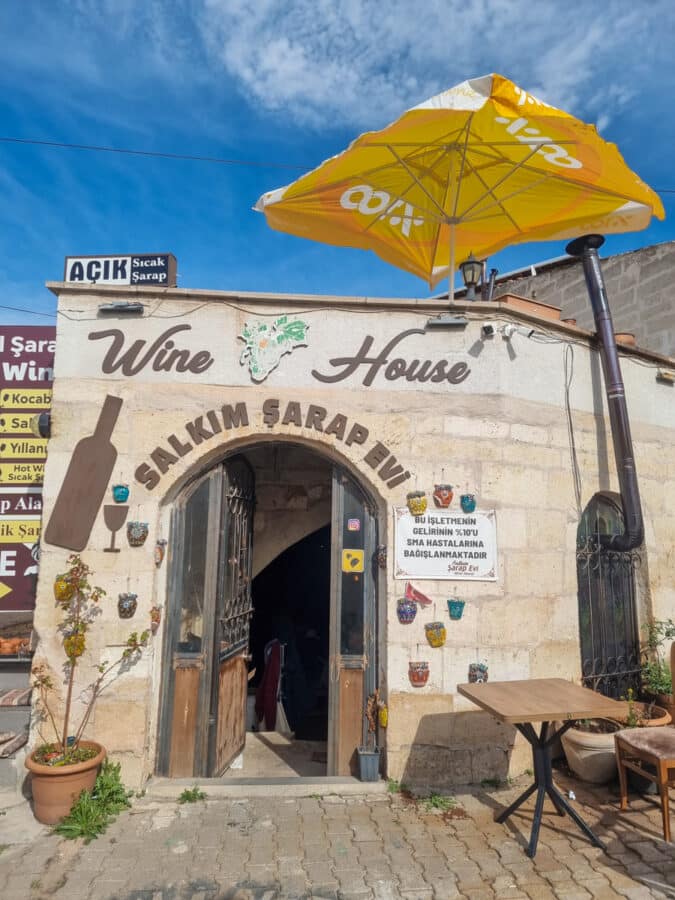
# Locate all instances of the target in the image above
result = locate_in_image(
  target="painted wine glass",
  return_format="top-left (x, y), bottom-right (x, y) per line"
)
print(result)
top-left (103, 504), bottom-right (128, 553)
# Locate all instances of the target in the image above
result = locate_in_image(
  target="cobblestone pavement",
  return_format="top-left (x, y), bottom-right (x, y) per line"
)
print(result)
top-left (1, 772), bottom-right (674, 899)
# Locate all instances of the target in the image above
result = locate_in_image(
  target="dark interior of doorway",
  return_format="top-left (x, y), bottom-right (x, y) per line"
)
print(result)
top-left (249, 525), bottom-right (330, 741)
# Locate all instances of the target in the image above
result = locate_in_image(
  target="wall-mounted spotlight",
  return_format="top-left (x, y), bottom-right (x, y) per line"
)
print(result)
top-left (425, 314), bottom-right (468, 329)
top-left (481, 322), bottom-right (497, 338)
top-left (656, 369), bottom-right (675, 384)
top-left (97, 302), bottom-right (145, 315)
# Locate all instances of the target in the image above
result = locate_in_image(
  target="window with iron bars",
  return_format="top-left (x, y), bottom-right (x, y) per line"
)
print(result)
top-left (576, 492), bottom-right (641, 700)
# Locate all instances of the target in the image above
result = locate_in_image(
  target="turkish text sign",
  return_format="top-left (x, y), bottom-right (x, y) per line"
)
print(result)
top-left (394, 507), bottom-right (498, 581)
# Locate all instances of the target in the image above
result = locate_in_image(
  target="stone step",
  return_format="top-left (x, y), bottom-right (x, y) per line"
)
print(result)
top-left (146, 774), bottom-right (387, 800)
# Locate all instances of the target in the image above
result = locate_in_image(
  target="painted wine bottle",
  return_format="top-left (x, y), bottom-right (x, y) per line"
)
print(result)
top-left (44, 395), bottom-right (123, 551)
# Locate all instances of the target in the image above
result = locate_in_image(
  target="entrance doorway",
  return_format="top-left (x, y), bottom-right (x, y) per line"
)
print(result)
top-left (156, 442), bottom-right (379, 779)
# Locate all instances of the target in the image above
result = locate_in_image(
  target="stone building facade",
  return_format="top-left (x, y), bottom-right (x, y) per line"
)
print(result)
top-left (30, 277), bottom-right (675, 789)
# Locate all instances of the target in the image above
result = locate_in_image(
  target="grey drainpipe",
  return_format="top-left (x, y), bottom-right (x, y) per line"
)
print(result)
top-left (566, 235), bottom-right (643, 550)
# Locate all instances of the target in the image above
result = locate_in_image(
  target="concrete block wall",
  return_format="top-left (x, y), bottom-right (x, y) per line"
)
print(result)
top-left (494, 241), bottom-right (675, 358)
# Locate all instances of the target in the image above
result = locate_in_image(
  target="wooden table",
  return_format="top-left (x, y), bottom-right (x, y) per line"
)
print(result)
top-left (458, 678), bottom-right (628, 857)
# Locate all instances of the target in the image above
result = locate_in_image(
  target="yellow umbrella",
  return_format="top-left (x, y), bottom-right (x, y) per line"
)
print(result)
top-left (255, 73), bottom-right (664, 296)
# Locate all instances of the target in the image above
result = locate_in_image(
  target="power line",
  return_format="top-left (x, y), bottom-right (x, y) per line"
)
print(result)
top-left (0, 304), bottom-right (56, 319)
top-left (1, 136), bottom-right (674, 193)
top-left (0, 137), bottom-right (309, 170)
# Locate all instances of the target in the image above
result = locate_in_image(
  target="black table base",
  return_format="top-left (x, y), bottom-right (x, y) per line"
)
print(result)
top-left (496, 720), bottom-right (606, 858)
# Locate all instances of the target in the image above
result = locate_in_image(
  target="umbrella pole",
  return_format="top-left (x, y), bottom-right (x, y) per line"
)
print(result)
top-left (449, 226), bottom-right (455, 303)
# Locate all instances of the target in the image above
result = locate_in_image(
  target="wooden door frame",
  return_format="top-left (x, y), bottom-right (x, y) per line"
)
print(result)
top-left (327, 465), bottom-right (379, 776)
top-left (157, 443), bottom-right (380, 779)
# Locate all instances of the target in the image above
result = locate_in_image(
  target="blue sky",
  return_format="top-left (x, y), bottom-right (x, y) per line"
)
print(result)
top-left (1, 0), bottom-right (674, 325)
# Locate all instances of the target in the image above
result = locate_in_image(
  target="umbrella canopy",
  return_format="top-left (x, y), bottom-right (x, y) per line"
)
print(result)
top-left (255, 74), bottom-right (664, 291)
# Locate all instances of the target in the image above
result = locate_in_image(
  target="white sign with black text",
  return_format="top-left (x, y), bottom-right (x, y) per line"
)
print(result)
top-left (64, 254), bottom-right (177, 286)
top-left (394, 507), bottom-right (498, 581)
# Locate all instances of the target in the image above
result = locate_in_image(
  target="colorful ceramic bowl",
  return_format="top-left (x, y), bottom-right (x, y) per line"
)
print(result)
top-left (112, 484), bottom-right (130, 503)
top-left (53, 577), bottom-right (75, 605)
top-left (460, 493), bottom-right (477, 513)
top-left (409, 661), bottom-right (429, 687)
top-left (447, 599), bottom-right (465, 620)
top-left (117, 593), bottom-right (138, 619)
top-left (468, 662), bottom-right (489, 683)
top-left (397, 598), bottom-right (417, 624)
top-left (406, 491), bottom-right (428, 516)
top-left (127, 521), bottom-right (149, 547)
top-left (425, 621), bottom-right (447, 648)
top-left (433, 484), bottom-right (453, 508)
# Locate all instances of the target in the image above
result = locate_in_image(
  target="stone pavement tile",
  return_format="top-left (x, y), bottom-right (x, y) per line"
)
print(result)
top-left (368, 877), bottom-right (402, 899)
top-left (394, 865), bottom-right (431, 893)
top-left (278, 873), bottom-right (309, 896)
top-left (575, 879), bottom-right (624, 899)
top-left (418, 857), bottom-right (454, 880)
top-left (303, 842), bottom-right (332, 862)
top-left (304, 861), bottom-right (338, 884)
top-left (335, 866), bottom-right (371, 895)
top-left (455, 889), bottom-right (495, 900)
top-left (327, 820), bottom-right (354, 835)
top-left (362, 859), bottom-right (396, 879)
top-left (411, 840), bottom-right (444, 859)
top-left (278, 858), bottom-right (307, 877)
top-left (430, 876), bottom-right (463, 899)
top-left (352, 828), bottom-right (381, 843)
top-left (356, 840), bottom-right (387, 857)
top-left (631, 842), bottom-right (673, 863)
top-left (524, 886), bottom-right (559, 900)
top-left (398, 890), bottom-right (433, 900)
top-left (549, 883), bottom-right (593, 898)
top-left (312, 885), bottom-right (339, 899)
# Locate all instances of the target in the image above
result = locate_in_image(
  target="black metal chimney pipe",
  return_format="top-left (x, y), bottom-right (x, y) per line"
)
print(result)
top-left (566, 234), bottom-right (643, 550)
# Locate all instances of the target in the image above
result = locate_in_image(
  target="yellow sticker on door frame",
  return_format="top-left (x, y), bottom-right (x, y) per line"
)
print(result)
top-left (341, 549), bottom-right (364, 573)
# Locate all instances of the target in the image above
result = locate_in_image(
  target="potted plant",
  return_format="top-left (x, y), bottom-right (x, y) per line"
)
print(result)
top-left (640, 618), bottom-right (675, 718)
top-left (560, 689), bottom-right (672, 785)
top-left (26, 555), bottom-right (151, 825)
top-left (357, 690), bottom-right (383, 782)
top-left (560, 718), bottom-right (623, 784)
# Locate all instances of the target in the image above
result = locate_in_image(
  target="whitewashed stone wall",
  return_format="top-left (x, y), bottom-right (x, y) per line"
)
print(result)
top-left (32, 284), bottom-right (675, 788)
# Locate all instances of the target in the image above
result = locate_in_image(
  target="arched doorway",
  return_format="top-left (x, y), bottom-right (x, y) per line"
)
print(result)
top-left (156, 442), bottom-right (380, 779)
top-left (576, 491), bottom-right (641, 699)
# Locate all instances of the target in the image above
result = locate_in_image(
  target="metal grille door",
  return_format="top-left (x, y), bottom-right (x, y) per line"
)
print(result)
top-left (577, 493), bottom-right (640, 699)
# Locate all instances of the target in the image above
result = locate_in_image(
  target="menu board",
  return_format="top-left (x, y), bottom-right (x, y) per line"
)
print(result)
top-left (0, 326), bottom-right (55, 610)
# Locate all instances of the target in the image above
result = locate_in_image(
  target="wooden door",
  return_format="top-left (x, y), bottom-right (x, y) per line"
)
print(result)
top-left (328, 469), bottom-right (377, 776)
top-left (209, 458), bottom-right (255, 775)
top-left (158, 456), bottom-right (255, 778)
top-left (160, 469), bottom-right (223, 777)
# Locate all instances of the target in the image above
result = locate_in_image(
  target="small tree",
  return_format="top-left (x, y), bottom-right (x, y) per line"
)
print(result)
top-left (32, 554), bottom-right (151, 765)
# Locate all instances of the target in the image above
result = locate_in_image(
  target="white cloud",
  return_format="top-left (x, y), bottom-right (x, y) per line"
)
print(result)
top-left (2, 0), bottom-right (673, 134)
top-left (194, 0), bottom-right (674, 129)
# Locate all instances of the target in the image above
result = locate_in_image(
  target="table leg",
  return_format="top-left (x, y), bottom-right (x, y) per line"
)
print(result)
top-left (496, 781), bottom-right (538, 822)
top-left (496, 721), bottom-right (605, 857)
top-left (547, 783), bottom-right (606, 850)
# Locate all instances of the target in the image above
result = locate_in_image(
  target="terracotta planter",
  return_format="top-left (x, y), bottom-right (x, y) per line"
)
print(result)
top-left (623, 702), bottom-right (672, 728)
top-left (25, 741), bottom-right (105, 824)
top-left (560, 719), bottom-right (621, 784)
